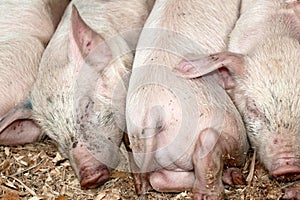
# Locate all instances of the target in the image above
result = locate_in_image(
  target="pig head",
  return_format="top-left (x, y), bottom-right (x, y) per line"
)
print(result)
top-left (175, 0), bottom-right (300, 181)
top-left (31, 6), bottom-right (129, 188)
top-left (28, 0), bottom-right (150, 189)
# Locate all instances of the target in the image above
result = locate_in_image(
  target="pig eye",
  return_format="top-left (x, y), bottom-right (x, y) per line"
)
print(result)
top-left (245, 99), bottom-right (269, 125)
top-left (245, 100), bottom-right (260, 117)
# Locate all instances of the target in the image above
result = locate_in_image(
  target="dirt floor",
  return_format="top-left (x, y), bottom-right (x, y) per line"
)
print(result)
top-left (0, 138), bottom-right (298, 200)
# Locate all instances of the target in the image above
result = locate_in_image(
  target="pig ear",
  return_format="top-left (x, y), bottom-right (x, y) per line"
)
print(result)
top-left (0, 100), bottom-right (42, 145)
top-left (69, 5), bottom-right (112, 68)
top-left (174, 52), bottom-right (245, 89)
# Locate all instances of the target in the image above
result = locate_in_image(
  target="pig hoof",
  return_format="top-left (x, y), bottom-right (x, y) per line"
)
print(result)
top-left (222, 167), bottom-right (245, 186)
top-left (133, 173), bottom-right (152, 195)
top-left (80, 165), bottom-right (110, 188)
top-left (282, 182), bottom-right (300, 199)
top-left (138, 194), bottom-right (148, 200)
top-left (193, 192), bottom-right (223, 200)
top-left (135, 181), bottom-right (152, 196)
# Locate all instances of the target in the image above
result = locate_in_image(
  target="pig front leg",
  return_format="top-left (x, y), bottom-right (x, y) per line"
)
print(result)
top-left (192, 128), bottom-right (247, 200)
top-left (123, 133), bottom-right (152, 197)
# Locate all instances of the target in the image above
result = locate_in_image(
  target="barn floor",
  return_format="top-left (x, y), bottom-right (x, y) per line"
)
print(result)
top-left (0, 138), bottom-right (296, 200)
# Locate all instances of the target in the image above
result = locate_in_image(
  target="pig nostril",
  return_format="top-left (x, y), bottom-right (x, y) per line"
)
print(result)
top-left (273, 139), bottom-right (278, 144)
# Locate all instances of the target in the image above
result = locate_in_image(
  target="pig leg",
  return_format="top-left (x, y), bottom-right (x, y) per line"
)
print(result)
top-left (192, 128), bottom-right (247, 200)
top-left (72, 141), bottom-right (110, 189)
top-left (149, 169), bottom-right (195, 192)
top-left (123, 133), bottom-right (152, 196)
top-left (192, 128), bottom-right (224, 199)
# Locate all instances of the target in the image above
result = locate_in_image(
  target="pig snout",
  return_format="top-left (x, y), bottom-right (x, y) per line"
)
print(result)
top-left (264, 136), bottom-right (300, 180)
top-left (72, 142), bottom-right (111, 188)
top-left (270, 158), bottom-right (300, 181)
top-left (79, 164), bottom-right (110, 189)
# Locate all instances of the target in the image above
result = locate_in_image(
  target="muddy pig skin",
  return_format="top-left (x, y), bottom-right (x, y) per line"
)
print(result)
top-left (27, 0), bottom-right (151, 189)
top-left (0, 0), bottom-right (69, 145)
top-left (126, 0), bottom-right (249, 199)
top-left (175, 0), bottom-right (300, 198)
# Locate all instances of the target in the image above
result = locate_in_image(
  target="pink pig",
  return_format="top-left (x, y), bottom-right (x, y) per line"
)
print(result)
top-left (0, 0), bottom-right (69, 145)
top-left (176, 0), bottom-right (300, 198)
top-left (126, 0), bottom-right (249, 199)
top-left (29, 0), bottom-right (150, 189)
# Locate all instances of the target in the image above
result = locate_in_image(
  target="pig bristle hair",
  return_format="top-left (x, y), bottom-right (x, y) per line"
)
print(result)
top-left (236, 2), bottom-right (300, 134)
top-left (0, 1), bottom-right (67, 45)
top-left (228, 0), bottom-right (300, 169)
top-left (0, 37), bottom-right (44, 111)
top-left (31, 0), bottom-right (149, 156)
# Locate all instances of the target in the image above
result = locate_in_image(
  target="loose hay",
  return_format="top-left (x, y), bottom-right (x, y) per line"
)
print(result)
top-left (0, 139), bottom-right (297, 199)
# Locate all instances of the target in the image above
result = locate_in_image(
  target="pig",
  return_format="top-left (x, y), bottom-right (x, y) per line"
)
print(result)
top-left (126, 0), bottom-right (249, 199)
top-left (17, 0), bottom-right (151, 189)
top-left (175, 0), bottom-right (300, 197)
top-left (0, 0), bottom-right (69, 145)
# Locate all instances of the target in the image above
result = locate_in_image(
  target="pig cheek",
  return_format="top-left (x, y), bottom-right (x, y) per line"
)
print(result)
top-left (243, 115), bottom-right (273, 170)
top-left (243, 114), bottom-right (262, 147)
top-left (243, 114), bottom-right (269, 156)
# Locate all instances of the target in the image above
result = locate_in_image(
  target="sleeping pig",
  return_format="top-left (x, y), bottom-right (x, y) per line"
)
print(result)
top-left (175, 0), bottom-right (300, 198)
top-left (0, 0), bottom-right (69, 144)
top-left (126, 0), bottom-right (249, 199)
top-left (29, 0), bottom-right (151, 189)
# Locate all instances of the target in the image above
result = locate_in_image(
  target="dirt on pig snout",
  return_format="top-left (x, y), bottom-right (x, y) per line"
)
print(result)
top-left (0, 138), bottom-right (296, 200)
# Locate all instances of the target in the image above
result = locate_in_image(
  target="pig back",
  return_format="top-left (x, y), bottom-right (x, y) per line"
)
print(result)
top-left (0, 36), bottom-right (44, 118)
top-left (0, 0), bottom-right (69, 45)
top-left (130, 0), bottom-right (242, 115)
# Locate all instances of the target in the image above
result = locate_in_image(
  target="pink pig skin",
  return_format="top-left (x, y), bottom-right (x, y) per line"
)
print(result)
top-left (126, 0), bottom-right (249, 199)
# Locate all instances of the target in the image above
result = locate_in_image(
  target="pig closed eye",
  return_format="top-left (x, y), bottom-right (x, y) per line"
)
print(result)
top-left (245, 100), bottom-right (270, 125)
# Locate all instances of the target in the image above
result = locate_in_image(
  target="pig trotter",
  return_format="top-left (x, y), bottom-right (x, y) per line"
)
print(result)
top-left (282, 182), bottom-right (300, 199)
top-left (222, 167), bottom-right (245, 186)
top-left (134, 173), bottom-right (152, 197)
top-left (193, 192), bottom-right (223, 200)
top-left (80, 165), bottom-right (110, 188)
top-left (123, 133), bottom-right (153, 196)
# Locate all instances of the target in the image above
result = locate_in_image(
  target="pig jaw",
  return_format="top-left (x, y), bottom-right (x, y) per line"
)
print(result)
top-left (70, 141), bottom-right (110, 189)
